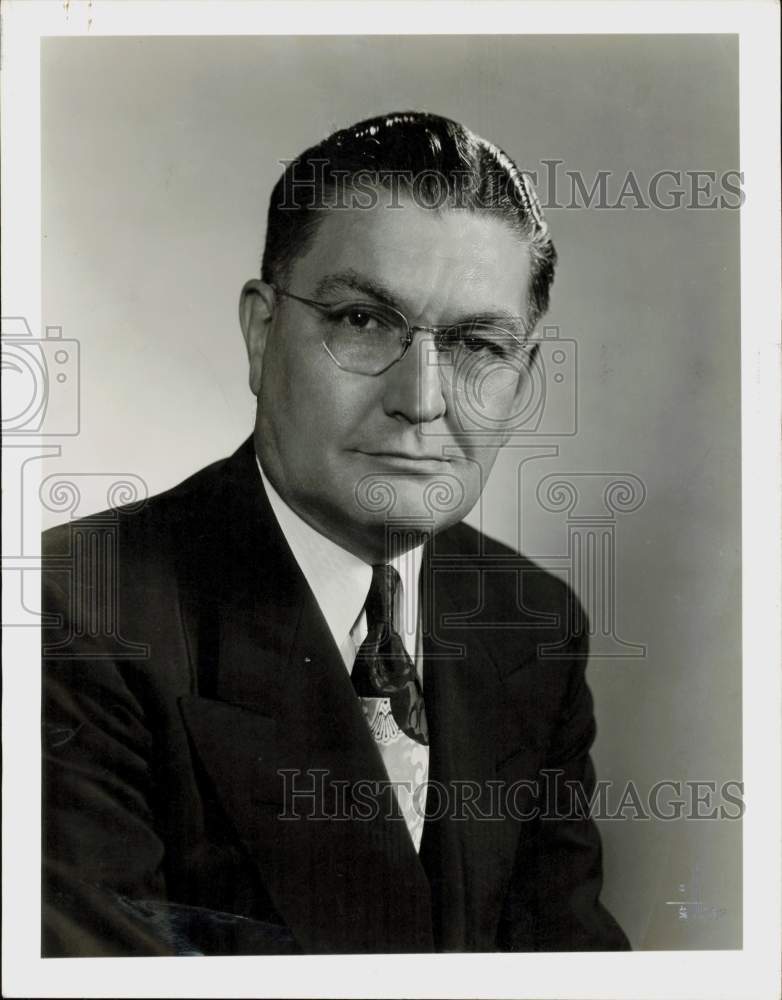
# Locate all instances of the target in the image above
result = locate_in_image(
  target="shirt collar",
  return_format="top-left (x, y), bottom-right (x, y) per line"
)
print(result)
top-left (256, 454), bottom-right (424, 652)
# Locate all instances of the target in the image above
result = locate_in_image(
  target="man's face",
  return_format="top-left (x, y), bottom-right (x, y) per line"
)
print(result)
top-left (240, 195), bottom-right (533, 561)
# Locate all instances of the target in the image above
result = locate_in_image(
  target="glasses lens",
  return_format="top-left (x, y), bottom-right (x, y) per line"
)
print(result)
top-left (442, 324), bottom-right (531, 399)
top-left (319, 301), bottom-right (408, 374)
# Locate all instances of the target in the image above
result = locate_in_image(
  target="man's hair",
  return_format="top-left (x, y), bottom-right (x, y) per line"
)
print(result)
top-left (261, 111), bottom-right (556, 331)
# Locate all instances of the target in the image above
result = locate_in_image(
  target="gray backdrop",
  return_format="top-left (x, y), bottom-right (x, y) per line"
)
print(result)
top-left (41, 34), bottom-right (741, 950)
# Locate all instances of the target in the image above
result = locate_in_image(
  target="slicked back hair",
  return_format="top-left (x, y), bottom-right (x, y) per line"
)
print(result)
top-left (261, 111), bottom-right (556, 332)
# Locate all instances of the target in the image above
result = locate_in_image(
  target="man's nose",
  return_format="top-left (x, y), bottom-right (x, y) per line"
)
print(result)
top-left (382, 330), bottom-right (447, 425)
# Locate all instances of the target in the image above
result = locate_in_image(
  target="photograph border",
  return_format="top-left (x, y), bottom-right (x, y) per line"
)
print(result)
top-left (2, 2), bottom-right (780, 998)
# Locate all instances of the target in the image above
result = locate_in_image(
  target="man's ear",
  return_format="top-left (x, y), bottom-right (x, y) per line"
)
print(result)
top-left (239, 279), bottom-right (276, 396)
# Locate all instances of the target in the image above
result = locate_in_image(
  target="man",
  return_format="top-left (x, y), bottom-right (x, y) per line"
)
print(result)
top-left (42, 111), bottom-right (629, 955)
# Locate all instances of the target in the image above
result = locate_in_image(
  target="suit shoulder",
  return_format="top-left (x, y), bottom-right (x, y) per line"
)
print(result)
top-left (436, 520), bottom-right (583, 621)
top-left (41, 450), bottom-right (232, 557)
top-left (438, 520), bottom-right (572, 583)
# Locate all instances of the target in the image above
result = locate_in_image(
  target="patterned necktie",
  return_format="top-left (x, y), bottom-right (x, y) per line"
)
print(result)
top-left (351, 564), bottom-right (428, 746)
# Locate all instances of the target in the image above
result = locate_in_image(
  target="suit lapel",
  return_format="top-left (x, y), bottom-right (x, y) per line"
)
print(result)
top-left (418, 531), bottom-right (539, 951)
top-left (178, 438), bottom-right (433, 953)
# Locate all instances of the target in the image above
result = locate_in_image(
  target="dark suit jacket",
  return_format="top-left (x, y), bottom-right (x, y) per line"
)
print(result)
top-left (41, 436), bottom-right (629, 956)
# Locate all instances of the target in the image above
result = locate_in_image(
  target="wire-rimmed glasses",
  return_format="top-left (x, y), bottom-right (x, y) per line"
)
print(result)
top-left (272, 286), bottom-right (533, 396)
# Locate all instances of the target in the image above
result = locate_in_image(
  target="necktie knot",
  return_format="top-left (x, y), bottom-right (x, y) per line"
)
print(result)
top-left (365, 563), bottom-right (400, 631)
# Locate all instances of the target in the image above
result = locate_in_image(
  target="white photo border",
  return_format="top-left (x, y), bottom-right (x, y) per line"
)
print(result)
top-left (2, 2), bottom-right (780, 998)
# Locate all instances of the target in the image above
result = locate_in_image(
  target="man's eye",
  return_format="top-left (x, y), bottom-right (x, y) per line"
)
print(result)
top-left (330, 306), bottom-right (388, 333)
top-left (346, 309), bottom-right (377, 330)
top-left (449, 325), bottom-right (511, 357)
top-left (461, 332), bottom-right (488, 353)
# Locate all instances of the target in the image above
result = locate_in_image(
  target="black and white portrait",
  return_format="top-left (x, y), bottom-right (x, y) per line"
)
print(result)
top-left (2, 4), bottom-right (779, 999)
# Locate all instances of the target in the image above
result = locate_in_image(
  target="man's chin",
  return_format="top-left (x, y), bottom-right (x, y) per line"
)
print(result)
top-left (350, 472), bottom-right (469, 528)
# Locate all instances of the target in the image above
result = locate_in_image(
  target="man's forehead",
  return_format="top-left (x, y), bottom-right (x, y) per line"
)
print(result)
top-left (288, 197), bottom-right (531, 318)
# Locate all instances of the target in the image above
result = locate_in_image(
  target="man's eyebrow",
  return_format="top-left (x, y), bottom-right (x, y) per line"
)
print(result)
top-left (454, 308), bottom-right (528, 330)
top-left (312, 270), bottom-right (401, 309)
top-left (312, 268), bottom-right (527, 330)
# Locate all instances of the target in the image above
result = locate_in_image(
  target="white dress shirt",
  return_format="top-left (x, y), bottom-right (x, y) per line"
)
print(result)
top-left (256, 455), bottom-right (429, 849)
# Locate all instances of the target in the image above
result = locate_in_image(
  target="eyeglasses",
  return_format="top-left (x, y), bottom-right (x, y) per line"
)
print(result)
top-left (272, 287), bottom-right (533, 391)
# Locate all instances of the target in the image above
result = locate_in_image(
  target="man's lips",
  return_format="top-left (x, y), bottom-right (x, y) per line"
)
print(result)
top-left (353, 449), bottom-right (452, 466)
